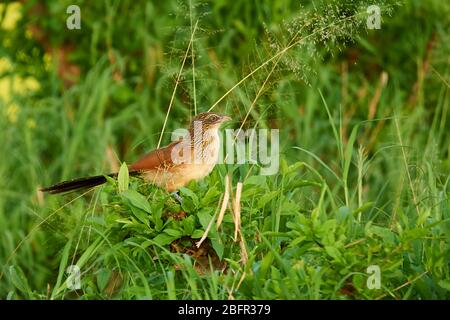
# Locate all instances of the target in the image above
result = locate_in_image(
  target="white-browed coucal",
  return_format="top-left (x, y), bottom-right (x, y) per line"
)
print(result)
top-left (41, 112), bottom-right (231, 194)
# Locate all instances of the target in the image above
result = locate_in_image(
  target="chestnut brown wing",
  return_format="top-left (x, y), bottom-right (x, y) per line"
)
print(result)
top-left (129, 140), bottom-right (180, 171)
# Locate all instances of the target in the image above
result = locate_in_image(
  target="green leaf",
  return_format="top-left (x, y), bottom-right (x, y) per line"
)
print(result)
top-left (343, 124), bottom-right (360, 184)
top-left (105, 174), bottom-right (117, 186)
top-left (129, 206), bottom-right (150, 225)
top-left (325, 245), bottom-right (342, 261)
top-left (77, 237), bottom-right (103, 269)
top-left (121, 189), bottom-right (152, 213)
top-left (289, 179), bottom-right (321, 189)
top-left (283, 161), bottom-right (304, 176)
top-left (244, 175), bottom-right (266, 186)
top-left (200, 187), bottom-right (221, 206)
top-left (150, 201), bottom-right (164, 230)
top-left (438, 280), bottom-right (450, 291)
top-left (179, 187), bottom-right (199, 207)
top-left (242, 187), bottom-right (262, 198)
top-left (367, 225), bottom-right (396, 244)
top-left (192, 229), bottom-right (204, 239)
top-left (257, 191), bottom-right (279, 208)
top-left (352, 202), bottom-right (374, 216)
top-left (51, 238), bottom-right (73, 298)
top-left (153, 233), bottom-right (177, 246)
top-left (182, 215), bottom-right (195, 235)
top-left (197, 210), bottom-right (213, 229)
top-left (9, 266), bottom-right (31, 297)
top-left (336, 206), bottom-right (351, 224)
top-left (118, 162), bottom-right (129, 193)
top-left (115, 218), bottom-right (133, 225)
top-left (96, 268), bottom-right (112, 292)
top-left (164, 228), bottom-right (182, 238)
top-left (211, 238), bottom-right (224, 260)
top-left (259, 252), bottom-right (275, 279)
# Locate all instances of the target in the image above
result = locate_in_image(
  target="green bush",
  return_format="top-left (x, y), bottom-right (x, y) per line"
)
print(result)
top-left (0, 0), bottom-right (449, 299)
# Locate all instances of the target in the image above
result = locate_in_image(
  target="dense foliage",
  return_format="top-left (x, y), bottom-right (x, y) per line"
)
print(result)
top-left (0, 0), bottom-right (449, 299)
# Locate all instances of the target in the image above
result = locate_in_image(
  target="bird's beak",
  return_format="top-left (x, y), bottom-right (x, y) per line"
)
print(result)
top-left (221, 115), bottom-right (232, 122)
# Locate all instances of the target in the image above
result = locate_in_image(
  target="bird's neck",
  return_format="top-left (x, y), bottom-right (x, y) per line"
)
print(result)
top-left (185, 125), bottom-right (220, 163)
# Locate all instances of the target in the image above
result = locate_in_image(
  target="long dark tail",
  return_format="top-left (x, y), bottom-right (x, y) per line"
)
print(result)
top-left (40, 173), bottom-right (117, 194)
top-left (42, 170), bottom-right (143, 194)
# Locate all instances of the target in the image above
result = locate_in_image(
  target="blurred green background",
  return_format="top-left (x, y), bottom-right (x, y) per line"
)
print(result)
top-left (0, 0), bottom-right (449, 299)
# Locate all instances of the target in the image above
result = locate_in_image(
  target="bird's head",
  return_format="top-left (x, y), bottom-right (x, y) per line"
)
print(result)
top-left (190, 112), bottom-right (231, 131)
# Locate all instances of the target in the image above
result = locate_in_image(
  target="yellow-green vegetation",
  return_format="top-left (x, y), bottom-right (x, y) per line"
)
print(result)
top-left (0, 0), bottom-right (449, 299)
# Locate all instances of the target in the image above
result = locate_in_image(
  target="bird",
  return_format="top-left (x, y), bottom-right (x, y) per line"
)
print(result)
top-left (41, 112), bottom-right (231, 195)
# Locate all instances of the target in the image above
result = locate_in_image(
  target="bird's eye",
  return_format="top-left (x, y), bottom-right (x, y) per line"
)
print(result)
top-left (209, 115), bottom-right (219, 122)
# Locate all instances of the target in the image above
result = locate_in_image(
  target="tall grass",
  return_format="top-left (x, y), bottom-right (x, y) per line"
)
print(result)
top-left (0, 0), bottom-right (449, 299)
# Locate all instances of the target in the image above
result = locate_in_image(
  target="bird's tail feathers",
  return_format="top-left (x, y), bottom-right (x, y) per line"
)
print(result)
top-left (41, 171), bottom-right (139, 194)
